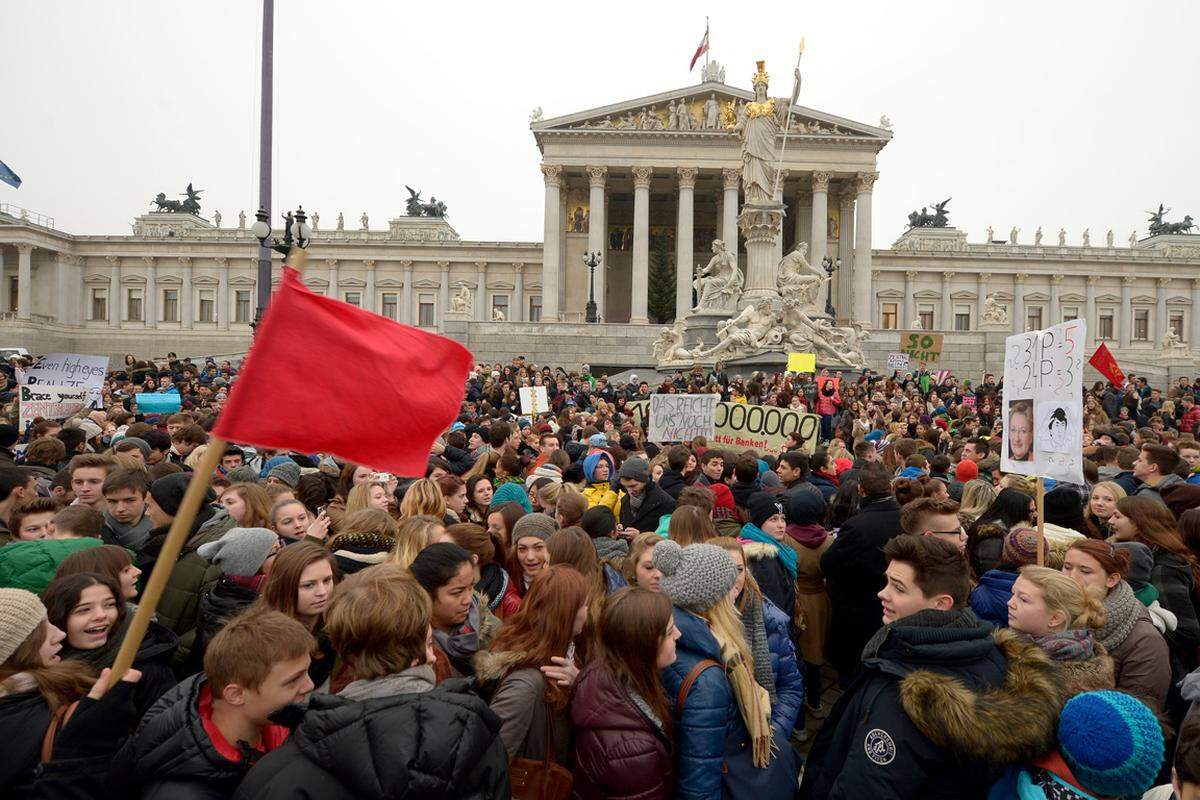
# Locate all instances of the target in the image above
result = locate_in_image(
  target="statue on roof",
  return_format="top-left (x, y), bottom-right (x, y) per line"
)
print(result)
top-left (906, 198), bottom-right (951, 229)
top-left (150, 182), bottom-right (204, 215)
top-left (1147, 204), bottom-right (1196, 236)
top-left (734, 61), bottom-right (778, 205)
top-left (702, 60), bottom-right (726, 84)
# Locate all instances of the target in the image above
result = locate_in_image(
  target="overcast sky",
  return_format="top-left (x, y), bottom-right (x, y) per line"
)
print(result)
top-left (4, 1), bottom-right (1198, 247)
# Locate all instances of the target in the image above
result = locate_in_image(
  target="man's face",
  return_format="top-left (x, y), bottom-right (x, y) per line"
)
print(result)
top-left (919, 513), bottom-right (967, 552)
top-left (865, 447), bottom-right (880, 463)
top-left (71, 468), bottom-right (107, 507)
top-left (620, 477), bottom-right (645, 497)
top-left (223, 654), bottom-right (314, 728)
top-left (1180, 447), bottom-right (1200, 470)
top-left (105, 487), bottom-right (147, 525)
top-left (221, 453), bottom-right (244, 471)
top-left (17, 511), bottom-right (54, 541)
top-left (173, 439), bottom-right (197, 457)
top-left (540, 436), bottom-right (559, 456)
top-left (702, 457), bottom-right (724, 481)
top-left (878, 561), bottom-right (945, 624)
top-left (507, 428), bottom-right (521, 451)
top-left (1132, 450), bottom-right (1155, 481)
top-left (166, 422), bottom-right (184, 437)
top-left (776, 461), bottom-right (798, 483)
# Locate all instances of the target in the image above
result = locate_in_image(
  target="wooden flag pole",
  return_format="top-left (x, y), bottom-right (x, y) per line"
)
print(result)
top-left (1035, 475), bottom-right (1046, 567)
top-left (110, 438), bottom-right (228, 682)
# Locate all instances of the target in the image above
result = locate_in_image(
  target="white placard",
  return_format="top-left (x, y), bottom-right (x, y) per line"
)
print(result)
top-left (1001, 319), bottom-right (1086, 484)
top-left (887, 352), bottom-right (910, 370)
top-left (518, 385), bottom-right (550, 415)
top-left (647, 394), bottom-right (719, 444)
top-left (19, 385), bottom-right (90, 433)
top-left (21, 353), bottom-right (109, 409)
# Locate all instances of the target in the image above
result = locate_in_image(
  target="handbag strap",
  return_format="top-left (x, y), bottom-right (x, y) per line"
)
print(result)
top-left (676, 659), bottom-right (721, 716)
top-left (541, 696), bottom-right (556, 765)
top-left (40, 700), bottom-right (80, 763)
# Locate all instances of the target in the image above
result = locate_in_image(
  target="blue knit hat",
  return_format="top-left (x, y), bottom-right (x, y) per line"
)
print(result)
top-left (1057, 691), bottom-right (1164, 798)
top-left (490, 481), bottom-right (532, 514)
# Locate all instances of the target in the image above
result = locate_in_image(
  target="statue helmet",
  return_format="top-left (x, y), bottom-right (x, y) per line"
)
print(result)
top-left (752, 61), bottom-right (769, 90)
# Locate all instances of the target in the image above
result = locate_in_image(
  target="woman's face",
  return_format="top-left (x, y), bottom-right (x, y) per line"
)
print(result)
top-left (651, 464), bottom-right (664, 483)
top-left (1006, 575), bottom-right (1063, 636)
top-left (66, 584), bottom-right (120, 650)
top-left (1062, 549), bottom-right (1120, 598)
top-left (296, 559), bottom-right (335, 620)
top-left (728, 550), bottom-right (747, 601)
top-left (472, 480), bottom-right (493, 508)
top-left (39, 622), bottom-right (65, 666)
top-left (432, 561), bottom-right (476, 630)
top-left (486, 512), bottom-right (508, 547)
top-left (351, 465), bottom-right (374, 486)
top-left (220, 491), bottom-right (248, 524)
top-left (1009, 411), bottom-right (1033, 460)
top-left (445, 485), bottom-right (467, 515)
top-left (634, 545), bottom-right (661, 592)
top-left (572, 601), bottom-right (590, 637)
top-left (760, 513), bottom-right (786, 540)
top-left (655, 617), bottom-right (681, 669)
top-left (368, 485), bottom-right (390, 511)
top-left (119, 563), bottom-right (141, 600)
top-left (1089, 486), bottom-right (1119, 521)
top-left (1107, 507), bottom-right (1137, 541)
top-left (684, 454), bottom-right (697, 473)
top-left (593, 458), bottom-right (610, 482)
top-left (516, 535), bottom-right (548, 580)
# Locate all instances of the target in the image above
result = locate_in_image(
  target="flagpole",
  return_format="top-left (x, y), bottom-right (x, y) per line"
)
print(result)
top-left (705, 17), bottom-right (710, 71)
top-left (772, 39), bottom-right (805, 199)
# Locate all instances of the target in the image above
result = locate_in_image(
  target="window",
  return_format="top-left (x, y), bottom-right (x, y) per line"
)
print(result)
top-left (198, 290), bottom-right (215, 323)
top-left (162, 289), bottom-right (179, 322)
top-left (954, 305), bottom-right (971, 331)
top-left (918, 304), bottom-right (934, 331)
top-left (418, 293), bottom-right (436, 327)
top-left (491, 294), bottom-right (509, 321)
top-left (1171, 312), bottom-right (1185, 340)
top-left (126, 289), bottom-right (143, 322)
top-left (881, 302), bottom-right (897, 330)
top-left (528, 295), bottom-right (542, 323)
top-left (343, 292), bottom-right (361, 308)
top-left (90, 288), bottom-right (108, 321)
top-left (7, 277), bottom-right (16, 312)
top-left (1026, 307), bottom-right (1042, 331)
top-left (1098, 312), bottom-right (1114, 340)
top-left (381, 292), bottom-right (398, 320)
top-left (1062, 306), bottom-right (1078, 322)
top-left (1134, 309), bottom-right (1149, 341)
top-left (235, 291), bottom-right (251, 324)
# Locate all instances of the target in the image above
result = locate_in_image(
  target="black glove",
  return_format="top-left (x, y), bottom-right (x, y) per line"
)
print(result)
top-left (51, 678), bottom-right (140, 762)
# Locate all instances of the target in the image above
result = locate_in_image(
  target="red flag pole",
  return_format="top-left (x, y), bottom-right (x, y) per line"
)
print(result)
top-left (1035, 475), bottom-right (1045, 567)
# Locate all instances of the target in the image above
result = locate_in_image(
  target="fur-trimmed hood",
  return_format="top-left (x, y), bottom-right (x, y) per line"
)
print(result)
top-left (472, 648), bottom-right (531, 685)
top-left (741, 540), bottom-right (779, 560)
top-left (1057, 645), bottom-right (1116, 699)
top-left (898, 628), bottom-right (1064, 765)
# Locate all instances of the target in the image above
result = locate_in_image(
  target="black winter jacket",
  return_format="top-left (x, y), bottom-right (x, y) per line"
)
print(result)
top-left (191, 577), bottom-right (259, 673)
top-left (0, 688), bottom-right (54, 799)
top-left (233, 680), bottom-right (510, 800)
top-left (657, 468), bottom-right (687, 499)
top-left (618, 482), bottom-right (676, 533)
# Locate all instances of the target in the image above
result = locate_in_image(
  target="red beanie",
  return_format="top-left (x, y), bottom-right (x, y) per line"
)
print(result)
top-left (955, 459), bottom-right (979, 482)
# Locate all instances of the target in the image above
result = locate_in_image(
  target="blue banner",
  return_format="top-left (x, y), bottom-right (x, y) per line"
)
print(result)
top-left (136, 393), bottom-right (181, 415)
top-left (0, 160), bottom-right (21, 189)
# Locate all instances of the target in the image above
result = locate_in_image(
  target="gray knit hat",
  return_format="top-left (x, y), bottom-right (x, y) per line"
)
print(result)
top-left (118, 436), bottom-right (152, 460)
top-left (618, 457), bottom-right (650, 483)
top-left (267, 461), bottom-right (301, 488)
top-left (0, 589), bottom-right (47, 664)
top-left (198, 527), bottom-right (279, 577)
top-left (654, 540), bottom-right (737, 613)
top-left (511, 512), bottom-right (558, 543)
top-left (225, 465), bottom-right (261, 485)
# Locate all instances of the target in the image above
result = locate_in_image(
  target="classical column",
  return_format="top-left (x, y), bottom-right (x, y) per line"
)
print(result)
top-left (977, 272), bottom-right (990, 328)
top-left (941, 272), bottom-right (954, 331)
top-left (1049, 275), bottom-right (1062, 326)
top-left (1157, 277), bottom-right (1170, 342)
top-left (837, 192), bottom-right (855, 321)
top-left (540, 164), bottom-right (562, 321)
top-left (216, 257), bottom-right (229, 329)
top-left (512, 262), bottom-right (525, 322)
top-left (586, 167), bottom-right (608, 320)
top-left (1191, 279), bottom-right (1200, 347)
top-left (630, 166), bottom-right (653, 324)
top-left (400, 259), bottom-right (413, 325)
top-left (795, 192), bottom-right (811, 254)
top-left (363, 260), bottom-right (376, 312)
top-left (1013, 273), bottom-right (1027, 333)
top-left (852, 172), bottom-right (877, 324)
top-left (438, 260), bottom-right (450, 332)
top-left (1119, 276), bottom-right (1134, 350)
top-left (106, 256), bottom-right (120, 327)
top-left (474, 261), bottom-right (488, 321)
top-left (1085, 276), bottom-right (1098, 352)
top-left (809, 171), bottom-right (830, 276)
top-left (773, 170), bottom-right (789, 268)
top-left (0, 248), bottom-right (7, 314)
top-left (54, 254), bottom-right (67, 323)
top-left (903, 271), bottom-right (917, 326)
top-left (16, 245), bottom-right (32, 320)
top-left (179, 256), bottom-right (193, 329)
top-left (721, 168), bottom-right (740, 269)
top-left (143, 257), bottom-right (156, 326)
top-left (871, 270), bottom-right (882, 327)
top-left (676, 167), bottom-right (697, 321)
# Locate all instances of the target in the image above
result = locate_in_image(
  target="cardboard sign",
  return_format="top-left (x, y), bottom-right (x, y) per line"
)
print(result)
top-left (815, 376), bottom-right (840, 396)
top-left (786, 352), bottom-right (816, 373)
top-left (1001, 319), bottom-right (1086, 484)
top-left (629, 400), bottom-right (820, 455)
top-left (518, 386), bottom-right (550, 415)
top-left (898, 331), bottom-right (943, 365)
top-left (963, 394), bottom-right (976, 408)
top-left (136, 393), bottom-right (183, 415)
top-left (647, 394), bottom-right (719, 443)
top-left (887, 352), bottom-right (910, 370)
top-left (19, 385), bottom-right (89, 433)
top-left (21, 353), bottom-right (109, 409)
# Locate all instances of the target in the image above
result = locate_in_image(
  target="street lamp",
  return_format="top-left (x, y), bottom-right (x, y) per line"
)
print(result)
top-left (583, 251), bottom-right (602, 323)
top-left (252, 205), bottom-right (312, 256)
top-left (822, 254), bottom-right (842, 318)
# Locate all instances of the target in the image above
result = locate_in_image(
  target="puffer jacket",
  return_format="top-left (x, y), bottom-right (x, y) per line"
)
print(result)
top-left (763, 598), bottom-right (804, 737)
top-left (742, 540), bottom-right (796, 623)
top-left (234, 680), bottom-right (510, 800)
top-left (192, 576), bottom-right (260, 670)
top-left (582, 453), bottom-right (619, 512)
top-left (0, 537), bottom-right (102, 593)
top-left (571, 661), bottom-right (673, 800)
top-left (0, 682), bottom-right (56, 799)
top-left (970, 569), bottom-right (1017, 628)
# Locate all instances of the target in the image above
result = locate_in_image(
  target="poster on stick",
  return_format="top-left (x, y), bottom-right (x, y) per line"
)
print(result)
top-left (1001, 319), bottom-right (1086, 484)
top-left (19, 385), bottom-right (89, 433)
top-left (518, 386), bottom-right (550, 415)
top-left (21, 353), bottom-right (109, 408)
top-left (647, 394), bottom-right (719, 443)
top-left (886, 353), bottom-right (910, 370)
top-left (898, 331), bottom-right (943, 365)
top-left (630, 400), bottom-right (820, 455)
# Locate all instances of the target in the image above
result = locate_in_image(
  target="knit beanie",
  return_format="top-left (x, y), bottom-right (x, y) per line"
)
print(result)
top-left (785, 490), bottom-right (825, 527)
top-left (267, 460), bottom-right (301, 488)
top-left (1001, 526), bottom-right (1050, 568)
top-left (587, 433), bottom-right (608, 448)
top-left (709, 484), bottom-right (737, 522)
top-left (260, 455), bottom-right (293, 479)
top-left (119, 436), bottom-right (152, 460)
top-left (1057, 690), bottom-right (1164, 798)
top-left (618, 457), bottom-right (650, 483)
top-left (490, 482), bottom-right (532, 514)
top-left (0, 589), bottom-right (47, 664)
top-left (747, 492), bottom-right (785, 529)
top-left (197, 527), bottom-right (279, 577)
top-left (510, 513), bottom-right (557, 544)
top-left (954, 459), bottom-right (979, 482)
top-left (225, 465), bottom-right (261, 485)
top-left (524, 464), bottom-right (563, 491)
top-left (149, 472), bottom-right (193, 518)
top-left (0, 424), bottom-right (18, 449)
top-left (1114, 541), bottom-right (1154, 590)
top-left (654, 540), bottom-right (736, 613)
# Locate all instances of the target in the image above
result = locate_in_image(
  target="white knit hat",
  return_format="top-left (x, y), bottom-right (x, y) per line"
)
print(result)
top-left (0, 589), bottom-right (47, 664)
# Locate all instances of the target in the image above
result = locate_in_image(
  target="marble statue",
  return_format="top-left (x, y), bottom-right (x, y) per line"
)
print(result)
top-left (679, 100), bottom-right (694, 130)
top-left (616, 112), bottom-right (637, 130)
top-left (360, 212), bottom-right (369, 231)
top-left (983, 294), bottom-right (1009, 324)
top-left (1130, 231), bottom-right (1138, 247)
top-left (703, 94), bottom-right (720, 130)
top-left (530, 106), bottom-right (543, 123)
top-left (1163, 329), bottom-right (1189, 354)
top-left (652, 321), bottom-right (693, 363)
top-left (1106, 229), bottom-right (1114, 247)
top-left (213, 210), bottom-right (221, 228)
top-left (702, 60), bottom-right (726, 84)
top-left (1081, 229), bottom-right (1090, 247)
top-left (311, 211), bottom-right (319, 231)
top-left (695, 303), bottom-right (782, 361)
top-left (451, 283), bottom-right (472, 313)
top-left (734, 61), bottom-right (778, 205)
top-left (879, 114), bottom-right (892, 131)
top-left (986, 226), bottom-right (994, 242)
top-left (667, 100), bottom-right (679, 130)
top-left (1009, 227), bottom-right (1019, 244)
top-left (336, 212), bottom-right (344, 231)
top-left (593, 116), bottom-right (615, 129)
top-left (776, 242), bottom-right (826, 312)
top-left (1035, 226), bottom-right (1043, 245)
top-left (798, 319), bottom-right (868, 369)
top-left (1058, 228), bottom-right (1066, 246)
top-left (911, 319), bottom-right (923, 330)
top-left (492, 306), bottom-right (505, 322)
top-left (644, 106), bottom-right (665, 130)
top-left (694, 240), bottom-right (743, 311)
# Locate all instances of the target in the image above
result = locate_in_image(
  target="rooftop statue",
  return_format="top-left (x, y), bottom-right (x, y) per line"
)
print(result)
top-left (1147, 204), bottom-right (1195, 236)
top-left (906, 198), bottom-right (951, 229)
top-left (151, 182), bottom-right (204, 214)
top-left (405, 186), bottom-right (449, 218)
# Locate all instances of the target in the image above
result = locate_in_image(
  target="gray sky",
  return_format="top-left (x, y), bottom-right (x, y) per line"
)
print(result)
top-left (4, 1), bottom-right (1198, 246)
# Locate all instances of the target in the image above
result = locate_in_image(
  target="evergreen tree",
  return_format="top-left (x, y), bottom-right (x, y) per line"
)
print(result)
top-left (647, 233), bottom-right (676, 323)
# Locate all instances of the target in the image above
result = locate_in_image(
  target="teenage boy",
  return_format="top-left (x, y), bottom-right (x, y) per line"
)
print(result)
top-left (900, 496), bottom-right (967, 552)
top-left (69, 454), bottom-right (116, 511)
top-left (801, 535), bottom-right (1062, 800)
top-left (101, 468), bottom-right (154, 551)
top-left (0, 466), bottom-right (37, 539)
top-left (1132, 443), bottom-right (1185, 503)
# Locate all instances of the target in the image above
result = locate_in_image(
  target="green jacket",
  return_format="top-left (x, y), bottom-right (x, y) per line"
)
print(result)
top-left (155, 513), bottom-right (235, 642)
top-left (0, 537), bottom-right (103, 593)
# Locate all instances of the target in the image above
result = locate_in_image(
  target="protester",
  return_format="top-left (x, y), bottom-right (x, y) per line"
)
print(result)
top-left (463, 474), bottom-right (494, 525)
top-left (387, 513), bottom-right (447, 570)
top-left (582, 450), bottom-right (619, 512)
top-left (741, 492), bottom-right (798, 620)
top-left (621, 532), bottom-right (662, 591)
top-left (498, 512), bottom-right (556, 617)
top-left (969, 526), bottom-right (1051, 628)
top-left (54, 544), bottom-right (142, 607)
top-left (256, 540), bottom-right (338, 687)
top-left (100, 468), bottom-right (155, 552)
top-left (410, 541), bottom-right (500, 680)
top-left (7, 497), bottom-right (58, 542)
top-left (616, 457), bottom-right (675, 534)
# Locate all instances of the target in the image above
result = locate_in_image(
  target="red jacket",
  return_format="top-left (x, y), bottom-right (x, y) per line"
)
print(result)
top-left (1182, 405), bottom-right (1200, 434)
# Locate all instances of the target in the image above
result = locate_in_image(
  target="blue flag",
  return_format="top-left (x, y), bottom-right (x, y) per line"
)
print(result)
top-left (0, 160), bottom-right (20, 189)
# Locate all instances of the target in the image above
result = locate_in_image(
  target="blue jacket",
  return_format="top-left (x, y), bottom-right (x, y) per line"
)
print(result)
top-left (808, 473), bottom-right (839, 503)
top-left (763, 598), bottom-right (804, 736)
top-left (969, 569), bottom-right (1017, 629)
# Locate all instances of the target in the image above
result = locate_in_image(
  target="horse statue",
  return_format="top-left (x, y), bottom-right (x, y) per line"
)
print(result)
top-left (421, 198), bottom-right (447, 218)
top-left (1147, 204), bottom-right (1196, 236)
top-left (151, 193), bottom-right (182, 213)
top-left (150, 182), bottom-right (202, 214)
top-left (906, 197), bottom-right (951, 229)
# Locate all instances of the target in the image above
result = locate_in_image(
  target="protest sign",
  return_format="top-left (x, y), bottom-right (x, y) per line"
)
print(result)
top-left (629, 400), bottom-right (820, 455)
top-left (886, 352), bottom-right (910, 370)
top-left (786, 352), bottom-right (816, 373)
top-left (22, 353), bottom-right (109, 408)
top-left (19, 385), bottom-right (89, 432)
top-left (963, 394), bottom-right (976, 408)
top-left (1001, 319), bottom-right (1086, 484)
top-left (518, 385), bottom-right (550, 415)
top-left (136, 393), bottom-right (183, 415)
top-left (647, 394), bottom-right (719, 443)
top-left (898, 331), bottom-right (943, 365)
top-left (815, 376), bottom-right (840, 396)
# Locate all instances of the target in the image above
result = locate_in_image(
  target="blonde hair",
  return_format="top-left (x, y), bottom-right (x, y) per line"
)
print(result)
top-left (1018, 565), bottom-right (1106, 631)
top-left (537, 481), bottom-right (561, 512)
top-left (398, 479), bottom-right (446, 520)
top-left (345, 482), bottom-right (386, 515)
top-left (959, 479), bottom-right (997, 519)
top-left (1000, 474), bottom-right (1035, 496)
top-left (389, 514), bottom-right (445, 569)
top-left (1090, 480), bottom-right (1127, 504)
top-left (698, 598), bottom-right (774, 767)
top-left (709, 536), bottom-right (763, 612)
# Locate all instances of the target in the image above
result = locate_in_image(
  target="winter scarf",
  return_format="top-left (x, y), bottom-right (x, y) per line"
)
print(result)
top-left (862, 607), bottom-right (982, 660)
top-left (736, 594), bottom-right (777, 705)
top-left (785, 523), bottom-right (828, 549)
top-left (593, 536), bottom-right (629, 565)
top-left (1027, 629), bottom-right (1095, 662)
top-left (477, 562), bottom-right (510, 612)
top-left (433, 595), bottom-right (489, 667)
top-left (1096, 580), bottom-right (1140, 652)
top-left (741, 522), bottom-right (797, 579)
top-left (339, 663), bottom-right (436, 701)
top-left (103, 512), bottom-right (155, 552)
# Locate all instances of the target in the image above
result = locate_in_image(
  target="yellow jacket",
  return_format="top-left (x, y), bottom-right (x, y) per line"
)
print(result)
top-left (583, 482), bottom-right (619, 513)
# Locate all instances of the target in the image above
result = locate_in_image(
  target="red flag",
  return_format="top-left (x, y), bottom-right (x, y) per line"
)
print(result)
top-left (1088, 343), bottom-right (1126, 388)
top-left (689, 24), bottom-right (709, 71)
top-left (214, 267), bottom-right (472, 477)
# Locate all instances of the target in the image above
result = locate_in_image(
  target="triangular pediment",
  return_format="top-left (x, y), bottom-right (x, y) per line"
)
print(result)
top-left (534, 80), bottom-right (889, 141)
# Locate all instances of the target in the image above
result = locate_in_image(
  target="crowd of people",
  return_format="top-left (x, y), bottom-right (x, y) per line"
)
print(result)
top-left (2, 350), bottom-right (1200, 798)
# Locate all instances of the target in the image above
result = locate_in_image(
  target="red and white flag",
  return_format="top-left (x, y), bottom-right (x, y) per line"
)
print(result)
top-left (933, 369), bottom-right (952, 386)
top-left (689, 22), bottom-right (709, 71)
